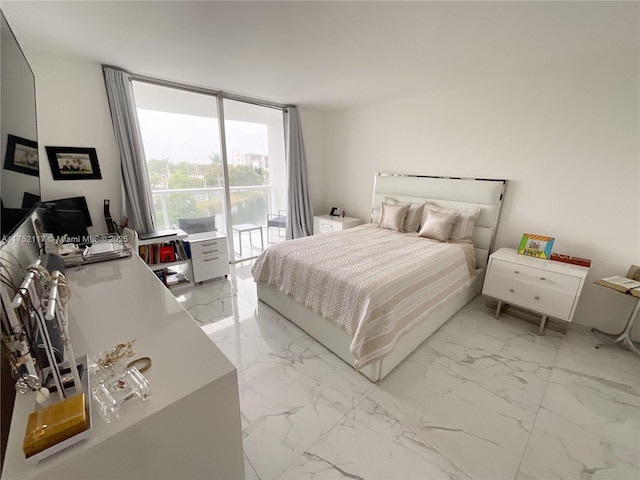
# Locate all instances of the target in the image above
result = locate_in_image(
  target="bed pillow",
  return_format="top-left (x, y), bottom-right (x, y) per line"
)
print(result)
top-left (418, 210), bottom-right (460, 242)
top-left (424, 205), bottom-right (481, 242)
top-left (383, 197), bottom-right (428, 232)
top-left (378, 202), bottom-right (409, 232)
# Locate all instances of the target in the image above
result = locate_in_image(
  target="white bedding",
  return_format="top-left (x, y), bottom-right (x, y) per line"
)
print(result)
top-left (251, 225), bottom-right (477, 368)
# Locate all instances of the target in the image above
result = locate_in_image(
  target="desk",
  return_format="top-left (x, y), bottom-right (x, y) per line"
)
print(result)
top-left (592, 283), bottom-right (640, 357)
top-left (232, 223), bottom-right (263, 256)
top-left (2, 255), bottom-right (244, 479)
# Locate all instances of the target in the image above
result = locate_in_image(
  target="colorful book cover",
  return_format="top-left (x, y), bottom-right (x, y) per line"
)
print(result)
top-left (518, 233), bottom-right (555, 259)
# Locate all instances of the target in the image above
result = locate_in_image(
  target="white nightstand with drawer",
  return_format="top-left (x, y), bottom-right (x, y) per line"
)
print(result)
top-left (482, 247), bottom-right (589, 334)
top-left (186, 232), bottom-right (230, 283)
top-left (313, 215), bottom-right (362, 235)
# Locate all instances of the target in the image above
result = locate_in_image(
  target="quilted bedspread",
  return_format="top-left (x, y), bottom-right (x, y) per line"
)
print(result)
top-left (251, 225), bottom-right (476, 368)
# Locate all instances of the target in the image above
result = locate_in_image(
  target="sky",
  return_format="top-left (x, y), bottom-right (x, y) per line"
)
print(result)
top-left (137, 109), bottom-right (268, 164)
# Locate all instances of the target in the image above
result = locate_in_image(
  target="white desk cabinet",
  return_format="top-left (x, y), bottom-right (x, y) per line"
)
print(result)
top-left (187, 232), bottom-right (230, 283)
top-left (1, 256), bottom-right (244, 480)
top-left (313, 215), bottom-right (362, 235)
top-left (482, 247), bottom-right (589, 334)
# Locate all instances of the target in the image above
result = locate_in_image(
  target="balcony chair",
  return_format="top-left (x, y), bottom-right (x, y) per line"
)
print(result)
top-left (178, 216), bottom-right (217, 235)
top-left (267, 210), bottom-right (286, 243)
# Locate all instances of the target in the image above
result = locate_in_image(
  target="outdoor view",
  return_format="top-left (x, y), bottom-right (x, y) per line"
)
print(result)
top-left (133, 82), bottom-right (286, 259)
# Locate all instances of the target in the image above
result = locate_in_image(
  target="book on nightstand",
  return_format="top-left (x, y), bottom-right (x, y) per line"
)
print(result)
top-left (595, 276), bottom-right (640, 296)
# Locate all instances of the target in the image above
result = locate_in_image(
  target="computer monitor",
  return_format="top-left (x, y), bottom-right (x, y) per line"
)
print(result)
top-left (40, 196), bottom-right (92, 245)
top-left (40, 196), bottom-right (92, 228)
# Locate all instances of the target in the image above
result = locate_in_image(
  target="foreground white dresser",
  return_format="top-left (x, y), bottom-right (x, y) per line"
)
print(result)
top-left (482, 247), bottom-right (589, 334)
top-left (2, 255), bottom-right (244, 479)
top-left (313, 215), bottom-right (362, 234)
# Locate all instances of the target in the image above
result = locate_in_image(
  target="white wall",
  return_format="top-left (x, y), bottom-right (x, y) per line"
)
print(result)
top-left (30, 54), bottom-right (122, 236)
top-left (323, 52), bottom-right (640, 336)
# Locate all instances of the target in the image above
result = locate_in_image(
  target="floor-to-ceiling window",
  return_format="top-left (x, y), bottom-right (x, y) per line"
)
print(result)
top-left (132, 81), bottom-right (286, 262)
top-left (223, 99), bottom-right (286, 256)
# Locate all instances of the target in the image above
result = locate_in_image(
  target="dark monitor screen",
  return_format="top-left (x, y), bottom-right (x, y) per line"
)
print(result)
top-left (41, 208), bottom-right (90, 245)
top-left (41, 196), bottom-right (92, 228)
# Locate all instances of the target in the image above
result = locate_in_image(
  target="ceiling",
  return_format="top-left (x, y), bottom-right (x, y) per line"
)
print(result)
top-left (1, 1), bottom-right (637, 111)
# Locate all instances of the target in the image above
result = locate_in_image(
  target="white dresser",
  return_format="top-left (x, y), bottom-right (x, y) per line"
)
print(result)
top-left (186, 232), bottom-right (230, 283)
top-left (482, 247), bottom-right (589, 334)
top-left (1, 255), bottom-right (244, 479)
top-left (313, 215), bottom-right (362, 235)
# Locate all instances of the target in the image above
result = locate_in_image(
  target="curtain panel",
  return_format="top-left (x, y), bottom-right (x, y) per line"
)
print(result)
top-left (102, 66), bottom-right (156, 234)
top-left (285, 107), bottom-right (314, 239)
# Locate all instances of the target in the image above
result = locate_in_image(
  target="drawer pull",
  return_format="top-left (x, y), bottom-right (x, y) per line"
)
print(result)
top-left (514, 271), bottom-right (520, 274)
top-left (204, 257), bottom-right (219, 262)
top-left (534, 296), bottom-right (540, 300)
top-left (202, 249), bottom-right (219, 255)
top-left (509, 289), bottom-right (515, 293)
top-left (539, 277), bottom-right (546, 281)
top-left (202, 242), bottom-right (219, 247)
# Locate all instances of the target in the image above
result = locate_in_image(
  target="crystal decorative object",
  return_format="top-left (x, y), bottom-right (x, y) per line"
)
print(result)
top-left (92, 367), bottom-right (150, 422)
top-left (88, 340), bottom-right (135, 383)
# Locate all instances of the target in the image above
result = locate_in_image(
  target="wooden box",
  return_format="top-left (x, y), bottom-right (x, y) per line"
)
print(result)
top-left (23, 393), bottom-right (89, 458)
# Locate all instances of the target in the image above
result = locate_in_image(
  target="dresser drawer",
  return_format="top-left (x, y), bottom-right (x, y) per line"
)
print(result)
top-left (192, 254), bottom-right (229, 282)
top-left (190, 238), bottom-right (227, 259)
top-left (484, 259), bottom-right (581, 320)
top-left (488, 259), bottom-right (581, 294)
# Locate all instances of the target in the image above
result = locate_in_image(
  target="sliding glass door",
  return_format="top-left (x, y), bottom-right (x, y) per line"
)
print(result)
top-left (132, 81), bottom-right (286, 263)
top-left (223, 99), bottom-right (285, 260)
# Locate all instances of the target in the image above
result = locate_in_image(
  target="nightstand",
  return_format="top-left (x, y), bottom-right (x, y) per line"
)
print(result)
top-left (313, 215), bottom-right (362, 235)
top-left (482, 247), bottom-right (589, 334)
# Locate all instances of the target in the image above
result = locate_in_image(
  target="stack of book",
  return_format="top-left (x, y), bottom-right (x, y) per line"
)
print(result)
top-left (138, 240), bottom-right (188, 265)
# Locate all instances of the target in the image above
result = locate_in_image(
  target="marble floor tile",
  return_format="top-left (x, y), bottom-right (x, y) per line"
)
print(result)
top-left (540, 364), bottom-right (639, 455)
top-left (239, 346), bottom-right (371, 480)
top-left (175, 274), bottom-right (254, 325)
top-left (203, 305), bottom-right (305, 375)
top-left (370, 349), bottom-right (537, 480)
top-left (553, 327), bottom-right (640, 389)
top-left (427, 298), bottom-right (562, 408)
top-left (178, 262), bottom-right (640, 480)
top-left (517, 408), bottom-right (640, 480)
top-left (276, 397), bottom-right (471, 480)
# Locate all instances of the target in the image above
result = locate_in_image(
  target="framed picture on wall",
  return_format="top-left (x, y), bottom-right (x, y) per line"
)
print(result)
top-left (45, 146), bottom-right (102, 180)
top-left (517, 233), bottom-right (555, 259)
top-left (4, 134), bottom-right (39, 177)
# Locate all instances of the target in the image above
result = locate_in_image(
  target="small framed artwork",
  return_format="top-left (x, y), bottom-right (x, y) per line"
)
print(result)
top-left (45, 146), bottom-right (102, 180)
top-left (4, 134), bottom-right (39, 177)
top-left (518, 233), bottom-right (555, 259)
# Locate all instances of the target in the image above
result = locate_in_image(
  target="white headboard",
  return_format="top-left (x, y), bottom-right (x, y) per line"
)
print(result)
top-left (371, 173), bottom-right (507, 270)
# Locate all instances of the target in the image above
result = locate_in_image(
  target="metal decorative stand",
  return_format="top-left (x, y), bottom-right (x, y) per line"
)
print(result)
top-left (592, 297), bottom-right (640, 357)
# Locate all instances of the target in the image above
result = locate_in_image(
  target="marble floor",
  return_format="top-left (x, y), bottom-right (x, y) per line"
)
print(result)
top-left (175, 262), bottom-right (640, 480)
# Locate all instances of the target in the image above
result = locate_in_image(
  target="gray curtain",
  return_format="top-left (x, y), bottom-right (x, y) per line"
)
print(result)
top-left (102, 66), bottom-right (156, 234)
top-left (285, 107), bottom-right (313, 239)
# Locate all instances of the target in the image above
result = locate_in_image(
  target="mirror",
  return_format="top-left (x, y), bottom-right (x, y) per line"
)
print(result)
top-left (0, 11), bottom-right (40, 237)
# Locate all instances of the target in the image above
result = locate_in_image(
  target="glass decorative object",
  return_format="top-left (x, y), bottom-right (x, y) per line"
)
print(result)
top-left (92, 367), bottom-right (150, 423)
top-left (88, 340), bottom-right (135, 383)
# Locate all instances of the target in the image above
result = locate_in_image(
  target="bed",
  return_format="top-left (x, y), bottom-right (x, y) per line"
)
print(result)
top-left (253, 173), bottom-right (507, 382)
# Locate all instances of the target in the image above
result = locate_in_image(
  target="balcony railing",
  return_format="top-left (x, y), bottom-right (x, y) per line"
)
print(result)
top-left (152, 185), bottom-right (274, 231)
